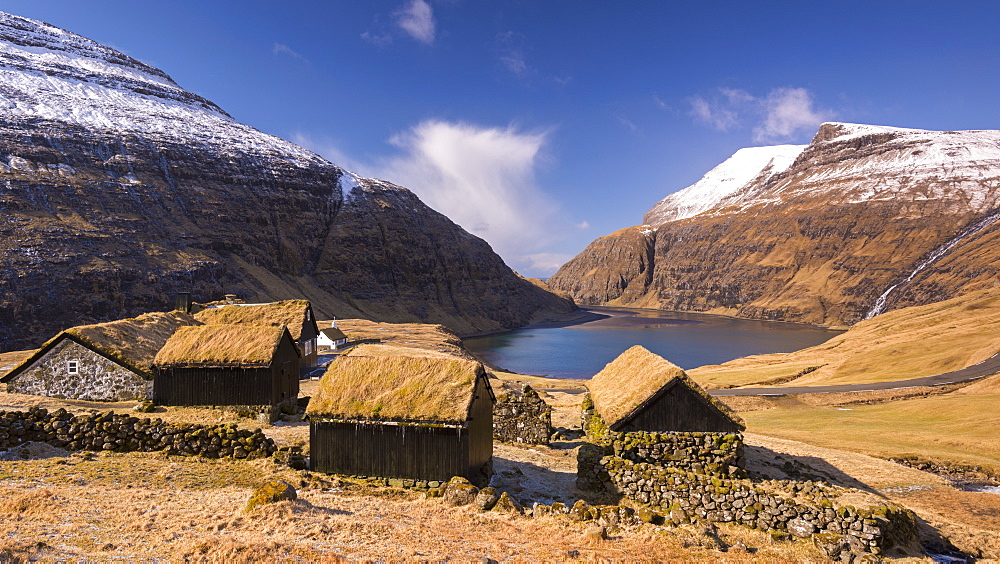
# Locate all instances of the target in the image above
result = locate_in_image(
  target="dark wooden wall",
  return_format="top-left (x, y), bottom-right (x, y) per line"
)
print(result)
top-left (154, 334), bottom-right (299, 406)
top-left (310, 421), bottom-right (470, 481)
top-left (615, 382), bottom-right (742, 433)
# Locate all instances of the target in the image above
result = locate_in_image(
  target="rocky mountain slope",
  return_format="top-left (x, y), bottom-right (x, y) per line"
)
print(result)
top-left (0, 12), bottom-right (572, 351)
top-left (549, 122), bottom-right (1000, 326)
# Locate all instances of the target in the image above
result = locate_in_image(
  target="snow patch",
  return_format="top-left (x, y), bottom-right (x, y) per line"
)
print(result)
top-left (646, 144), bottom-right (806, 223)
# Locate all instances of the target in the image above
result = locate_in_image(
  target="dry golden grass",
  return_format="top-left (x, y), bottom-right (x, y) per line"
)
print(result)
top-left (744, 390), bottom-right (1000, 475)
top-left (0, 350), bottom-right (34, 377)
top-left (195, 300), bottom-right (312, 341)
top-left (0, 451), bottom-right (827, 562)
top-left (334, 319), bottom-right (472, 358)
top-left (690, 288), bottom-right (1000, 388)
top-left (588, 345), bottom-right (743, 428)
top-left (155, 324), bottom-right (288, 367)
top-left (306, 350), bottom-right (484, 423)
top-left (5, 311), bottom-right (200, 378)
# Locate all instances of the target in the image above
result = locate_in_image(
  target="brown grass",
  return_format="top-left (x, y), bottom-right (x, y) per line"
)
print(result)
top-left (588, 345), bottom-right (743, 428)
top-left (690, 288), bottom-right (1000, 388)
top-left (334, 319), bottom-right (472, 358)
top-left (306, 350), bottom-right (484, 423)
top-left (195, 300), bottom-right (312, 340)
top-left (155, 324), bottom-right (289, 367)
top-left (743, 391), bottom-right (1000, 475)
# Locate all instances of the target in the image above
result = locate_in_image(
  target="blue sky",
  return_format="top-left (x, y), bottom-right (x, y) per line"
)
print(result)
top-left (6, 1), bottom-right (1000, 277)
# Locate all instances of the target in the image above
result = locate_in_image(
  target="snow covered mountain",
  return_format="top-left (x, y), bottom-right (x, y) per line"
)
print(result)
top-left (643, 144), bottom-right (806, 225)
top-left (0, 12), bottom-right (572, 350)
top-left (549, 122), bottom-right (1000, 326)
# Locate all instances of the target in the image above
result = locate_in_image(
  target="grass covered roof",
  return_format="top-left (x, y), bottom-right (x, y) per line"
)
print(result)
top-left (194, 300), bottom-right (312, 340)
top-left (2, 311), bottom-right (201, 381)
top-left (306, 344), bottom-right (487, 424)
top-left (587, 345), bottom-right (744, 430)
top-left (154, 324), bottom-right (292, 368)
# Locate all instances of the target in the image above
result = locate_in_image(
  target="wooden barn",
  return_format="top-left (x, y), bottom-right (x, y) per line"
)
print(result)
top-left (587, 345), bottom-right (744, 433)
top-left (0, 312), bottom-right (200, 401)
top-left (193, 300), bottom-right (320, 373)
top-left (306, 344), bottom-right (495, 486)
top-left (153, 324), bottom-right (300, 412)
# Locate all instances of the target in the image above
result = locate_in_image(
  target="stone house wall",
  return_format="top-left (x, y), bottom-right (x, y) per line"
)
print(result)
top-left (7, 339), bottom-right (151, 401)
top-left (493, 383), bottom-right (551, 445)
top-left (577, 430), bottom-right (743, 490)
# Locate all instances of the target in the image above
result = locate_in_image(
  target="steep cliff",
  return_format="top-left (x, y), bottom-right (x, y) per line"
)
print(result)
top-left (0, 12), bottom-right (572, 351)
top-left (549, 123), bottom-right (1000, 326)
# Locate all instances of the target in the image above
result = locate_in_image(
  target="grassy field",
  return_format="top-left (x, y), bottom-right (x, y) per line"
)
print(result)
top-left (742, 375), bottom-right (1000, 475)
top-left (690, 288), bottom-right (1000, 388)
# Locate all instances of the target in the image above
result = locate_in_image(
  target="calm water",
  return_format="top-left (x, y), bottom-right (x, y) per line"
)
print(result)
top-left (464, 308), bottom-right (841, 379)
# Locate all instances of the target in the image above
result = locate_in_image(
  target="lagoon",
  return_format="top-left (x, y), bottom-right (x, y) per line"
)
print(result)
top-left (464, 307), bottom-right (841, 379)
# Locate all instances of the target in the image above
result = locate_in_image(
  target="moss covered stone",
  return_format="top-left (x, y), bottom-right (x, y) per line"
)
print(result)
top-left (246, 480), bottom-right (296, 512)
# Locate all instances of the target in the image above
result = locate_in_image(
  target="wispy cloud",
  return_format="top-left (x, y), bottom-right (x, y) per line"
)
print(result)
top-left (495, 31), bottom-right (529, 76)
top-left (374, 120), bottom-right (561, 273)
top-left (361, 30), bottom-right (393, 47)
top-left (689, 86), bottom-right (833, 142)
top-left (273, 43), bottom-right (304, 60)
top-left (576, 221), bottom-right (591, 230)
top-left (523, 253), bottom-right (574, 276)
top-left (615, 112), bottom-right (639, 133)
top-left (753, 88), bottom-right (834, 142)
top-left (289, 133), bottom-right (370, 176)
top-left (395, 0), bottom-right (436, 44)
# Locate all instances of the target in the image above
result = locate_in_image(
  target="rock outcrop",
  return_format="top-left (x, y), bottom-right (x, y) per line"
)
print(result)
top-left (0, 12), bottom-right (572, 351)
top-left (550, 122), bottom-right (1000, 325)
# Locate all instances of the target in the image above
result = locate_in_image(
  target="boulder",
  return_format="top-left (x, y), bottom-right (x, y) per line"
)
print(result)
top-left (491, 492), bottom-right (523, 515)
top-left (442, 476), bottom-right (479, 506)
top-left (474, 487), bottom-right (500, 511)
top-left (246, 480), bottom-right (296, 512)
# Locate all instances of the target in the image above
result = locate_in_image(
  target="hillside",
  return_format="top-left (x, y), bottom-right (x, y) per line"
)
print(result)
top-left (689, 288), bottom-right (1000, 388)
top-left (549, 122), bottom-right (1000, 326)
top-left (0, 12), bottom-right (572, 351)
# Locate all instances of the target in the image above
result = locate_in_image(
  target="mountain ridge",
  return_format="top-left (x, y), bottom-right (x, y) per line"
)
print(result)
top-left (0, 11), bottom-right (573, 351)
top-left (549, 122), bottom-right (1000, 326)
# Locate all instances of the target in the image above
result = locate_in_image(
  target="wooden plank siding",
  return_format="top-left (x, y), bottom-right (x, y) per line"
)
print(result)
top-left (153, 333), bottom-right (299, 407)
top-left (614, 381), bottom-right (743, 434)
top-left (310, 376), bottom-right (494, 486)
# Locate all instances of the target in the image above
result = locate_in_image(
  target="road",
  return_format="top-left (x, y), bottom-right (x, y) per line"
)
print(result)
top-left (539, 352), bottom-right (1000, 397)
top-left (708, 352), bottom-right (1000, 396)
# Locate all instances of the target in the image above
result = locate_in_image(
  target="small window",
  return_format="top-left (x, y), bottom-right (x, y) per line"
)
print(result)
top-left (67, 360), bottom-right (79, 374)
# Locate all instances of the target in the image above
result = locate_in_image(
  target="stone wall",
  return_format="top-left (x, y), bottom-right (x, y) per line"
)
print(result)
top-left (493, 383), bottom-right (551, 445)
top-left (8, 339), bottom-right (151, 401)
top-left (0, 407), bottom-right (276, 459)
top-left (585, 455), bottom-right (918, 556)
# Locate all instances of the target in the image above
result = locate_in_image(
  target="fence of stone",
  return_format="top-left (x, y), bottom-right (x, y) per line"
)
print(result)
top-left (0, 407), bottom-right (276, 459)
top-left (493, 383), bottom-right (552, 445)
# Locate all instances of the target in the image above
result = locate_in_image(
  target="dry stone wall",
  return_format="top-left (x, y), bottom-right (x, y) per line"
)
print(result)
top-left (8, 339), bottom-right (151, 401)
top-left (0, 407), bottom-right (275, 459)
top-left (584, 455), bottom-right (917, 556)
top-left (493, 383), bottom-right (551, 445)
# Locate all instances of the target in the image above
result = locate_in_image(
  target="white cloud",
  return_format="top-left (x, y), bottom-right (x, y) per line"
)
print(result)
top-left (615, 112), bottom-right (639, 133)
top-left (272, 43), bottom-right (304, 59)
top-left (690, 87), bottom-right (834, 142)
top-left (576, 221), bottom-right (591, 230)
top-left (395, 0), bottom-right (436, 44)
top-left (753, 88), bottom-right (834, 142)
top-left (523, 253), bottom-right (574, 276)
top-left (373, 120), bottom-right (560, 274)
top-left (690, 96), bottom-right (739, 131)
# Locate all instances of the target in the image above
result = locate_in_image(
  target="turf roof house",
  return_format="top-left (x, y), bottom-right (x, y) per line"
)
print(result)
top-left (1, 312), bottom-right (200, 401)
top-left (306, 344), bottom-right (495, 487)
top-left (193, 299), bottom-right (320, 374)
top-left (585, 345), bottom-right (744, 435)
top-left (153, 324), bottom-right (300, 413)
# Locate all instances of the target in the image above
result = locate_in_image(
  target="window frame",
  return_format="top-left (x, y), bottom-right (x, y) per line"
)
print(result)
top-left (67, 360), bottom-right (79, 374)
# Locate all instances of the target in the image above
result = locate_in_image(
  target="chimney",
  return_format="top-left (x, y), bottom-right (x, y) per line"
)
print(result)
top-left (225, 293), bottom-right (238, 305)
top-left (174, 292), bottom-right (192, 314)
